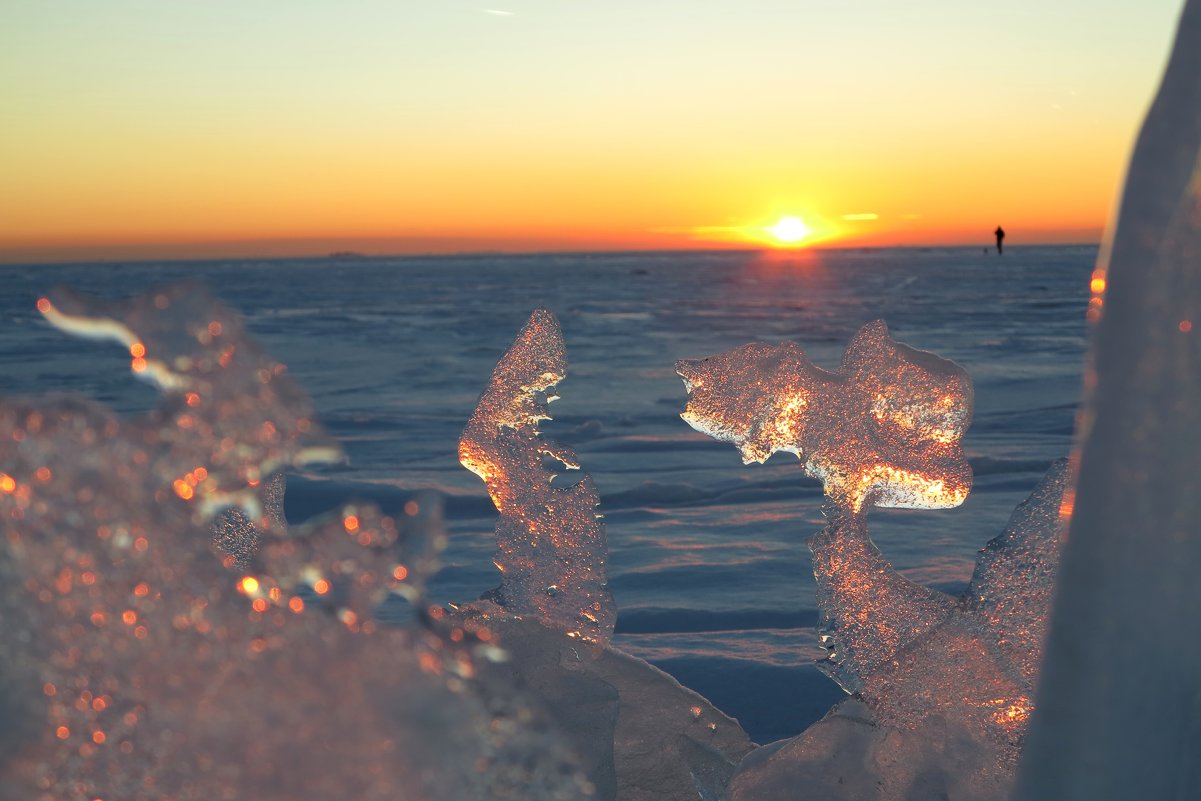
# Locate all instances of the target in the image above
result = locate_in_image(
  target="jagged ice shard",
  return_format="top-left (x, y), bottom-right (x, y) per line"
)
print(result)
top-left (677, 320), bottom-right (973, 512)
top-left (458, 310), bottom-right (754, 801)
top-left (1016, 2), bottom-right (1201, 798)
top-left (459, 309), bottom-right (615, 643)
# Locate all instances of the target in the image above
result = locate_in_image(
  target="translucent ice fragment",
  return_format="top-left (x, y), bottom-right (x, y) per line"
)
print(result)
top-left (677, 320), bottom-right (973, 512)
top-left (1017, 4), bottom-right (1201, 798)
top-left (460, 309), bottom-right (614, 643)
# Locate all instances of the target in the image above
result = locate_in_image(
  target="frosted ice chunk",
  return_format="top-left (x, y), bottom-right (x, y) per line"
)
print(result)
top-left (460, 309), bottom-right (614, 643)
top-left (1016, 5), bottom-right (1201, 798)
top-left (0, 285), bottom-right (593, 800)
top-left (677, 320), bottom-right (973, 511)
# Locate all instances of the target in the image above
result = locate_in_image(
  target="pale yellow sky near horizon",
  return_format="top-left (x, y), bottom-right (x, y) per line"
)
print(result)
top-left (0, 0), bottom-right (1185, 261)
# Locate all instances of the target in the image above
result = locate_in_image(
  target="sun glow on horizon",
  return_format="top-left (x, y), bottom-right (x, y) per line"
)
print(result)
top-left (768, 216), bottom-right (812, 245)
top-left (0, 1), bottom-right (1178, 262)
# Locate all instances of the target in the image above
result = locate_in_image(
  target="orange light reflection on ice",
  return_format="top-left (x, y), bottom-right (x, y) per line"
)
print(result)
top-left (988, 696), bottom-right (1033, 729)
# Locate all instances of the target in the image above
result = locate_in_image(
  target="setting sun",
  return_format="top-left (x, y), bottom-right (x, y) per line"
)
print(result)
top-left (768, 217), bottom-right (811, 244)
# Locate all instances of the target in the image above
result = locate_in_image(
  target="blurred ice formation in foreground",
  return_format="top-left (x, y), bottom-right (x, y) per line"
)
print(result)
top-left (1017, 1), bottom-right (1201, 798)
top-left (0, 286), bottom-right (593, 800)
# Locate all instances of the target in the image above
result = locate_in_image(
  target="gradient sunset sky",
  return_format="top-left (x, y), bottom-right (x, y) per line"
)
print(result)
top-left (0, 1), bottom-right (1185, 261)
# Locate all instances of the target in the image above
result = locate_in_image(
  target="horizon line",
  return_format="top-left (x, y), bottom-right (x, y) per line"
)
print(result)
top-left (0, 239), bottom-right (1103, 268)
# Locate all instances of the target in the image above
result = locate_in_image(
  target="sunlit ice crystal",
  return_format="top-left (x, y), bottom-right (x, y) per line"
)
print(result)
top-left (453, 311), bottom-right (755, 798)
top-left (677, 320), bottom-right (973, 512)
top-left (459, 309), bottom-right (614, 644)
top-left (0, 285), bottom-right (594, 800)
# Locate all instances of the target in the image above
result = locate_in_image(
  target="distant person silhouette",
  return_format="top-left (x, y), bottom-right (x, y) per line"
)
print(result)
top-left (995, 225), bottom-right (1005, 254)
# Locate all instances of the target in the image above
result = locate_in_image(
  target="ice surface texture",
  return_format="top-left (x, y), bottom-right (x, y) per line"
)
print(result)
top-left (677, 320), bottom-right (973, 512)
top-left (0, 286), bottom-right (593, 800)
top-left (460, 309), bottom-right (615, 643)
top-left (1016, 3), bottom-right (1201, 798)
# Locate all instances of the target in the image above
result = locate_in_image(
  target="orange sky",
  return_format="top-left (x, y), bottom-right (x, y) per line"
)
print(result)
top-left (0, 1), bottom-right (1184, 262)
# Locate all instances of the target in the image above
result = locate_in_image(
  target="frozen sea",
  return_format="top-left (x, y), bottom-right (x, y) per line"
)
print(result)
top-left (0, 245), bottom-right (1093, 744)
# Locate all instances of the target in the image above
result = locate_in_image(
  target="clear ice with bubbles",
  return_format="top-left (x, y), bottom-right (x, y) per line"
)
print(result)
top-left (677, 320), bottom-right (974, 512)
